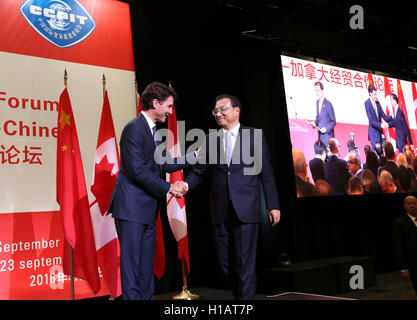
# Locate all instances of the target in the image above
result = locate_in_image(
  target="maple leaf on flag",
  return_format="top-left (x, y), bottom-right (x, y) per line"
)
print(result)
top-left (91, 155), bottom-right (117, 216)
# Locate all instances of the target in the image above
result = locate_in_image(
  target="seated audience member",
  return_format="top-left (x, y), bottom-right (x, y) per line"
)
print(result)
top-left (403, 144), bottom-right (413, 154)
top-left (397, 153), bottom-right (408, 169)
top-left (324, 138), bottom-right (350, 195)
top-left (348, 176), bottom-right (364, 195)
top-left (405, 149), bottom-right (415, 181)
top-left (411, 157), bottom-right (417, 192)
top-left (368, 180), bottom-right (383, 194)
top-left (363, 147), bottom-right (379, 177)
top-left (361, 169), bottom-right (378, 193)
top-left (374, 141), bottom-right (386, 167)
top-left (312, 179), bottom-right (333, 196)
top-left (378, 142), bottom-right (398, 181)
top-left (397, 166), bottom-right (412, 193)
top-left (309, 140), bottom-right (327, 183)
top-left (347, 151), bottom-right (362, 179)
top-left (379, 170), bottom-right (398, 193)
top-left (293, 149), bottom-right (314, 197)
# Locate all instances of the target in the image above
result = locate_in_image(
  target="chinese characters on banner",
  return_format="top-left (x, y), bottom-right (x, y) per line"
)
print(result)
top-left (283, 59), bottom-right (390, 91)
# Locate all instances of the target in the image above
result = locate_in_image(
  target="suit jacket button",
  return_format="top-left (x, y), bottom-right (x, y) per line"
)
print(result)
top-left (228, 171), bottom-right (230, 175)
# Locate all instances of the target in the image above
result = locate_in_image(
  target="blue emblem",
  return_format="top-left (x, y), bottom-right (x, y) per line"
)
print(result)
top-left (20, 0), bottom-right (96, 48)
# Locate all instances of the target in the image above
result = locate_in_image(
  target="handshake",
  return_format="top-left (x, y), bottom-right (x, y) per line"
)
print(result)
top-left (169, 181), bottom-right (188, 198)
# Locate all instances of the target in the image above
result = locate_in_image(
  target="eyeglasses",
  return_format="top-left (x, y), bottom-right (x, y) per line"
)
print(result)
top-left (212, 105), bottom-right (231, 116)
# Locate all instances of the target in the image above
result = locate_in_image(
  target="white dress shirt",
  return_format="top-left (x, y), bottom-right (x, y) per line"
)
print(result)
top-left (141, 111), bottom-right (156, 135)
top-left (223, 123), bottom-right (240, 159)
top-left (407, 213), bottom-right (417, 227)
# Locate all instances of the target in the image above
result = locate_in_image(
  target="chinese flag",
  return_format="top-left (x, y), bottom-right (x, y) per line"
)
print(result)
top-left (56, 88), bottom-right (100, 295)
top-left (166, 105), bottom-right (190, 273)
top-left (136, 90), bottom-right (165, 279)
top-left (397, 79), bottom-right (415, 145)
top-left (89, 90), bottom-right (121, 298)
top-left (367, 73), bottom-right (374, 87)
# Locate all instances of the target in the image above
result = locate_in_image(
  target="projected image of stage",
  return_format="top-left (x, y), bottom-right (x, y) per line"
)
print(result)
top-left (281, 55), bottom-right (417, 197)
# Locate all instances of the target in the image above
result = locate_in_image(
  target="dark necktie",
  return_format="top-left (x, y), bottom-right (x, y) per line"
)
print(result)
top-left (152, 126), bottom-right (158, 147)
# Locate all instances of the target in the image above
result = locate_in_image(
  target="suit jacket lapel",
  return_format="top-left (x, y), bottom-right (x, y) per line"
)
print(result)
top-left (138, 113), bottom-right (155, 148)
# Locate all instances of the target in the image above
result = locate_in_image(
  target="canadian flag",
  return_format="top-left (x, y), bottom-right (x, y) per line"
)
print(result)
top-left (383, 77), bottom-right (396, 147)
top-left (89, 90), bottom-right (121, 298)
top-left (166, 105), bottom-right (190, 273)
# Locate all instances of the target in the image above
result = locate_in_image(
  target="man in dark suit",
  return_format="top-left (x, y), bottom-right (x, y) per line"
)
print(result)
top-left (377, 142), bottom-right (398, 181)
top-left (309, 140), bottom-right (327, 183)
top-left (185, 94), bottom-right (281, 300)
top-left (347, 151), bottom-right (362, 180)
top-left (309, 81), bottom-right (336, 146)
top-left (388, 93), bottom-right (413, 152)
top-left (324, 138), bottom-right (350, 195)
top-left (364, 84), bottom-right (393, 151)
top-left (393, 196), bottom-right (417, 294)
top-left (109, 82), bottom-right (191, 300)
top-left (293, 149), bottom-right (314, 197)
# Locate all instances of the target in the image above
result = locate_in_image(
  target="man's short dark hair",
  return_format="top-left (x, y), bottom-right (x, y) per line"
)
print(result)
top-left (390, 93), bottom-right (399, 104)
top-left (348, 176), bottom-right (363, 193)
top-left (397, 166), bottom-right (411, 192)
top-left (314, 81), bottom-right (324, 90)
top-left (368, 84), bottom-right (376, 95)
top-left (215, 94), bottom-right (242, 109)
top-left (374, 142), bottom-right (383, 156)
top-left (141, 81), bottom-right (177, 111)
top-left (384, 141), bottom-right (395, 160)
top-left (314, 140), bottom-right (326, 155)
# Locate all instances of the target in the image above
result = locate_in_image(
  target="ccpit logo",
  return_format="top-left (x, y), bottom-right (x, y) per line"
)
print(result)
top-left (20, 0), bottom-right (96, 48)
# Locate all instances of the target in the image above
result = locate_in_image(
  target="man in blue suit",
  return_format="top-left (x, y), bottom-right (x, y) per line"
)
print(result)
top-left (109, 82), bottom-right (190, 300)
top-left (364, 84), bottom-right (393, 151)
top-left (388, 93), bottom-right (413, 152)
top-left (185, 94), bottom-right (281, 300)
top-left (309, 81), bottom-right (336, 146)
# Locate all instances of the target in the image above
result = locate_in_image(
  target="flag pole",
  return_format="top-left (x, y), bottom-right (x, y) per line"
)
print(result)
top-left (168, 80), bottom-right (199, 300)
top-left (64, 69), bottom-right (75, 301)
top-left (103, 74), bottom-right (106, 98)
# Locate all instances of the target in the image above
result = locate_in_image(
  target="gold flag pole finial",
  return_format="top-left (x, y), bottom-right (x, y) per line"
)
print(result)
top-left (64, 69), bottom-right (68, 88)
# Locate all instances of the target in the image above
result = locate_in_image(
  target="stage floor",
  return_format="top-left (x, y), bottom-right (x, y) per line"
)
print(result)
top-left (154, 271), bottom-right (416, 300)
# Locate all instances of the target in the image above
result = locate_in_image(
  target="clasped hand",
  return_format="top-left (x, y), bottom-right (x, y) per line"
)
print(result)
top-left (169, 181), bottom-right (188, 198)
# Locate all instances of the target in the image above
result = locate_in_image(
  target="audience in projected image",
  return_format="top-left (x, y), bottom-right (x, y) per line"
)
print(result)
top-left (312, 180), bottom-right (333, 196)
top-left (348, 176), bottom-right (364, 195)
top-left (293, 149), bottom-right (314, 197)
top-left (324, 138), bottom-right (350, 195)
top-left (363, 145), bottom-right (379, 177)
top-left (309, 140), bottom-right (326, 183)
top-left (295, 137), bottom-right (417, 196)
top-left (379, 170), bottom-right (398, 193)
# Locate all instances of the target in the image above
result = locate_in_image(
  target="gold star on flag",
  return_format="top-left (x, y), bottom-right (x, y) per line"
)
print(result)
top-left (62, 145), bottom-right (68, 151)
top-left (59, 110), bottom-right (71, 129)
